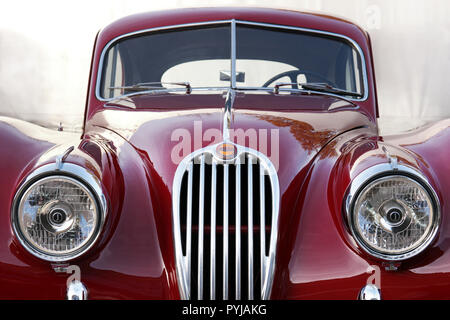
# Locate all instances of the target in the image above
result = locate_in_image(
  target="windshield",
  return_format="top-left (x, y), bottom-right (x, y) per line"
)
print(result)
top-left (99, 22), bottom-right (364, 99)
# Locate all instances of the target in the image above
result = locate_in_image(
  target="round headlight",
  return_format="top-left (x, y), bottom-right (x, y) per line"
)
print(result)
top-left (13, 175), bottom-right (102, 261)
top-left (349, 173), bottom-right (439, 260)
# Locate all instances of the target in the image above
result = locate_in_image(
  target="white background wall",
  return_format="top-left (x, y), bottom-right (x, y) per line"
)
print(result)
top-left (0, 0), bottom-right (449, 134)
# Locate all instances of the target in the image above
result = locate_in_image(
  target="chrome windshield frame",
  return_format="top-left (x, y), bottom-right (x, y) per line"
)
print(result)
top-left (95, 19), bottom-right (369, 102)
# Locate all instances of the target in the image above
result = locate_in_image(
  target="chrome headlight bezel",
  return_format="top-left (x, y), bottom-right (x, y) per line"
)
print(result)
top-left (345, 163), bottom-right (440, 261)
top-left (11, 163), bottom-right (107, 262)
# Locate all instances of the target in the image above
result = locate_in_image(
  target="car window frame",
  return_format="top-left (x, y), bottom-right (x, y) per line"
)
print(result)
top-left (95, 19), bottom-right (369, 102)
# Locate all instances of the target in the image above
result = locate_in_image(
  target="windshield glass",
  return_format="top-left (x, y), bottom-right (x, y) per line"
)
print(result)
top-left (236, 24), bottom-right (363, 93)
top-left (99, 22), bottom-right (364, 99)
top-left (100, 24), bottom-right (231, 99)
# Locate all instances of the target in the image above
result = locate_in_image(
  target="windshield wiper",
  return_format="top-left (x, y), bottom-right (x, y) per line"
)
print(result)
top-left (109, 82), bottom-right (192, 94)
top-left (272, 82), bottom-right (362, 98)
top-left (299, 82), bottom-right (362, 98)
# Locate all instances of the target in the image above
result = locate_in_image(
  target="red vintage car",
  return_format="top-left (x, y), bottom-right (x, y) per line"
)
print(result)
top-left (0, 7), bottom-right (448, 300)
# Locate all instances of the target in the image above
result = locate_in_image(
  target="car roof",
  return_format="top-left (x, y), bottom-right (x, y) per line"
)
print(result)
top-left (96, 7), bottom-right (369, 49)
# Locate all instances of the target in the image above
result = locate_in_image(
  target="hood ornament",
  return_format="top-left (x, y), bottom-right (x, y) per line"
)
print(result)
top-left (222, 88), bottom-right (236, 141)
top-left (216, 89), bottom-right (237, 161)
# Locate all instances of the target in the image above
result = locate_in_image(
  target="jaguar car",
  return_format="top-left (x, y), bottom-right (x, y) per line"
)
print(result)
top-left (1, 7), bottom-right (449, 300)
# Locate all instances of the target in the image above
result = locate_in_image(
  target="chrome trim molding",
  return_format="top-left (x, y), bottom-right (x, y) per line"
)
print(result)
top-left (230, 19), bottom-right (237, 89)
top-left (56, 146), bottom-right (75, 171)
top-left (172, 142), bottom-right (280, 300)
top-left (382, 146), bottom-right (398, 170)
top-left (95, 19), bottom-right (369, 102)
top-left (11, 162), bottom-right (107, 262)
top-left (358, 284), bottom-right (381, 300)
top-left (67, 280), bottom-right (88, 300)
top-left (345, 163), bottom-right (441, 261)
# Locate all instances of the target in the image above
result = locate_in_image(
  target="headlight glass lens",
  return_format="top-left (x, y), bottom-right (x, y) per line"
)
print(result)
top-left (352, 175), bottom-right (437, 258)
top-left (15, 176), bottom-right (99, 259)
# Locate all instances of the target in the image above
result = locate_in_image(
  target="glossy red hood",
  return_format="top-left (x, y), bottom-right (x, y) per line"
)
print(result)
top-left (87, 93), bottom-right (375, 193)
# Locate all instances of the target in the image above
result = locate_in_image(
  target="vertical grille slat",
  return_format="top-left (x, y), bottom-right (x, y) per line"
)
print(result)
top-left (190, 162), bottom-right (200, 300)
top-left (235, 156), bottom-right (241, 300)
top-left (264, 175), bottom-right (273, 257)
top-left (223, 163), bottom-right (229, 300)
top-left (186, 163), bottom-right (193, 298)
top-left (197, 156), bottom-right (205, 299)
top-left (259, 164), bottom-right (266, 292)
top-left (174, 148), bottom-right (279, 301)
top-left (247, 155), bottom-right (254, 300)
top-left (210, 159), bottom-right (217, 300)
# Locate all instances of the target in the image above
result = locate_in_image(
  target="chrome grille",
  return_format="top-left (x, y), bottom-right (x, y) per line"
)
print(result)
top-left (172, 145), bottom-right (280, 300)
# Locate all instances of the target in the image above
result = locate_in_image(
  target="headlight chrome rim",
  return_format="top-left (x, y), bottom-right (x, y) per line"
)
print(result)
top-left (11, 163), bottom-right (107, 262)
top-left (345, 163), bottom-right (440, 261)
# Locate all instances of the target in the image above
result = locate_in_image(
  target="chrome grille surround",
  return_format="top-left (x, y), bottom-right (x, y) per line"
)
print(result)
top-left (172, 142), bottom-right (280, 300)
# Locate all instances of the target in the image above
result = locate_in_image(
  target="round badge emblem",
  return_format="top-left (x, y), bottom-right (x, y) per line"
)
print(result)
top-left (215, 143), bottom-right (237, 160)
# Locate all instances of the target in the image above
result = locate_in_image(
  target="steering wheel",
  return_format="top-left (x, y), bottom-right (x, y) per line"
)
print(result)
top-left (262, 70), bottom-right (337, 89)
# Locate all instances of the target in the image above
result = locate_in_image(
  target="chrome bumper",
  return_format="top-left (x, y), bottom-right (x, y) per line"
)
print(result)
top-left (67, 281), bottom-right (88, 300)
top-left (358, 284), bottom-right (381, 300)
